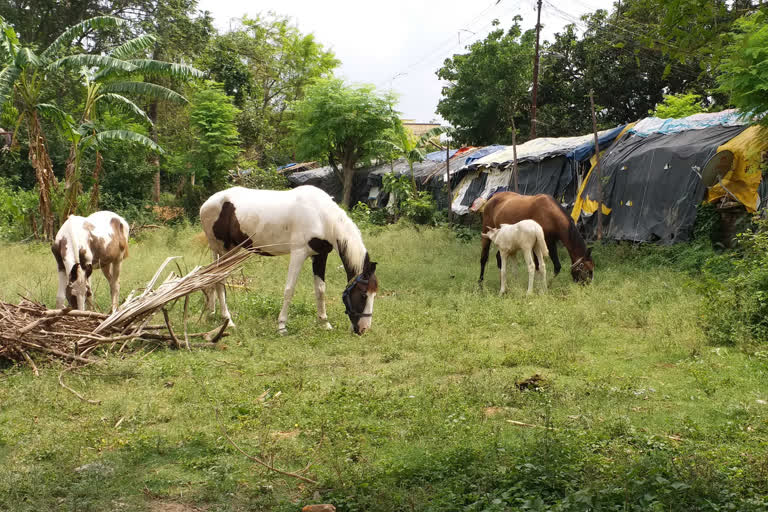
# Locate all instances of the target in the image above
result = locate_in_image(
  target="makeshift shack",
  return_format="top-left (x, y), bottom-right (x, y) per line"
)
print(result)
top-left (450, 126), bottom-right (626, 216)
top-left (571, 110), bottom-right (759, 243)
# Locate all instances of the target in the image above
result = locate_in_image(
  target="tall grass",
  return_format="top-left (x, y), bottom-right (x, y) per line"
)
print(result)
top-left (0, 224), bottom-right (766, 511)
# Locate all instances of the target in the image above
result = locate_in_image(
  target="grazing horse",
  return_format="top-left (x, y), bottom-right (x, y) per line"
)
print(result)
top-left (479, 192), bottom-right (594, 284)
top-left (199, 185), bottom-right (379, 335)
top-left (52, 211), bottom-right (130, 312)
top-left (482, 220), bottom-right (549, 295)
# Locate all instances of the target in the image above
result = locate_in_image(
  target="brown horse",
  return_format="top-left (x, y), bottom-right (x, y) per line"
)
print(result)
top-left (479, 192), bottom-right (594, 284)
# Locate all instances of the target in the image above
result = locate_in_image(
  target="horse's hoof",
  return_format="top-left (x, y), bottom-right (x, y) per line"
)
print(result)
top-left (225, 318), bottom-right (236, 328)
top-left (278, 327), bottom-right (288, 336)
top-left (321, 322), bottom-right (332, 330)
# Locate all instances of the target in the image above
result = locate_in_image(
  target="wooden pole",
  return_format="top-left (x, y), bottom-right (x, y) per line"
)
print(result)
top-left (445, 141), bottom-right (452, 222)
top-left (511, 116), bottom-right (519, 193)
top-left (530, 0), bottom-right (543, 139)
top-left (589, 89), bottom-right (603, 241)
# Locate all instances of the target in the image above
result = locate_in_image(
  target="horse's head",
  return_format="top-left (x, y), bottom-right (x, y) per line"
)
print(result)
top-left (66, 249), bottom-right (93, 310)
top-left (570, 247), bottom-right (594, 283)
top-left (342, 259), bottom-right (378, 335)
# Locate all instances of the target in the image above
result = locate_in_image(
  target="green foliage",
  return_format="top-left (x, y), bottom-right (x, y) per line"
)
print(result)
top-left (187, 83), bottom-right (241, 190)
top-left (290, 77), bottom-right (400, 206)
top-left (702, 217), bottom-right (768, 345)
top-left (0, 178), bottom-right (38, 240)
top-left (202, 14), bottom-right (338, 166)
top-left (228, 161), bottom-right (290, 190)
top-left (349, 202), bottom-right (388, 227)
top-left (718, 12), bottom-right (768, 126)
top-left (651, 93), bottom-right (705, 118)
top-left (381, 173), bottom-right (438, 225)
top-left (436, 18), bottom-right (534, 145)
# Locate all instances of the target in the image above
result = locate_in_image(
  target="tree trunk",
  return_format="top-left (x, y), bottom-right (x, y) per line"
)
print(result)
top-left (27, 113), bottom-right (57, 239)
top-left (63, 143), bottom-right (81, 217)
top-left (89, 151), bottom-right (103, 210)
top-left (342, 166), bottom-right (353, 208)
top-left (150, 99), bottom-right (160, 202)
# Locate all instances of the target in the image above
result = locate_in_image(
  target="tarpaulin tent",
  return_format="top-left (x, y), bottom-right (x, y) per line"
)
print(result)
top-left (286, 166), bottom-right (372, 205)
top-left (450, 126), bottom-right (626, 216)
top-left (706, 125), bottom-right (768, 212)
top-left (573, 123), bottom-right (748, 242)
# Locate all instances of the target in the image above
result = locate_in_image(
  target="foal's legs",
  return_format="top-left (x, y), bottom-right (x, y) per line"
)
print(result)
top-left (523, 248), bottom-right (536, 295)
top-left (534, 247), bottom-right (547, 292)
top-left (312, 252), bottom-right (332, 330)
top-left (499, 250), bottom-right (508, 295)
top-left (277, 249), bottom-right (309, 334)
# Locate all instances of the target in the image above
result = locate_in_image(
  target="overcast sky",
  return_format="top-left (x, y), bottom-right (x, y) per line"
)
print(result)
top-left (197, 0), bottom-right (615, 123)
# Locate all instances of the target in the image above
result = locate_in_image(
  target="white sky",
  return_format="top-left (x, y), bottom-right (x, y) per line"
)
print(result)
top-left (197, 0), bottom-right (616, 123)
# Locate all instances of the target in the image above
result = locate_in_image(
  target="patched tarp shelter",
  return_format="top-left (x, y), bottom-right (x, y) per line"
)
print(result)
top-left (286, 166), bottom-right (371, 205)
top-left (572, 110), bottom-right (756, 243)
top-left (450, 126), bottom-right (626, 216)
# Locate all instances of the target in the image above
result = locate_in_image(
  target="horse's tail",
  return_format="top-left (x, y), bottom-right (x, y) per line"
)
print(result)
top-left (536, 226), bottom-right (549, 259)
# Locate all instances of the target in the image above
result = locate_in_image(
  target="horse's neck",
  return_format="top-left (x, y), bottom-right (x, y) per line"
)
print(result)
top-left (560, 222), bottom-right (587, 263)
top-left (333, 220), bottom-right (367, 280)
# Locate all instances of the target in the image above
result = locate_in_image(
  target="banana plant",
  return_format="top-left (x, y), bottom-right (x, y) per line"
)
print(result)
top-left (60, 32), bottom-right (201, 212)
top-left (369, 125), bottom-right (454, 190)
top-left (0, 15), bottom-right (201, 237)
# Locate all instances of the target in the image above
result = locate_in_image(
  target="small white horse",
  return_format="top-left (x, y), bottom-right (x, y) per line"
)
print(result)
top-left (52, 211), bottom-right (130, 311)
top-left (199, 185), bottom-right (379, 335)
top-left (482, 220), bottom-right (549, 295)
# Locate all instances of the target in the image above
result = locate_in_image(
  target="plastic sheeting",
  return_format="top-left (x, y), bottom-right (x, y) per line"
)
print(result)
top-left (463, 145), bottom-right (505, 166)
top-left (706, 125), bottom-right (768, 212)
top-left (629, 109), bottom-right (745, 137)
top-left (286, 166), bottom-right (371, 205)
top-left (451, 156), bottom-right (572, 215)
top-left (465, 127), bottom-right (624, 169)
top-left (425, 149), bottom-right (458, 162)
top-left (575, 125), bottom-right (747, 243)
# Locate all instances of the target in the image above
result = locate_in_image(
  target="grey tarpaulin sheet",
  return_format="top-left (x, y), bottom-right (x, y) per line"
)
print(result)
top-left (579, 125), bottom-right (747, 242)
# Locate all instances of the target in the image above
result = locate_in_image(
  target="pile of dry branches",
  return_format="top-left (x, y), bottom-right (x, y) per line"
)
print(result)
top-left (0, 247), bottom-right (253, 371)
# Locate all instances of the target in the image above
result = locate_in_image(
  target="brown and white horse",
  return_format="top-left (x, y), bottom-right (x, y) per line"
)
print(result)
top-left (52, 211), bottom-right (130, 312)
top-left (479, 192), bottom-right (594, 284)
top-left (200, 185), bottom-right (379, 335)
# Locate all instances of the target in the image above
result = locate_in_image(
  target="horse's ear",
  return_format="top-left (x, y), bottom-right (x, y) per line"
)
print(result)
top-left (363, 260), bottom-right (377, 277)
top-left (482, 232), bottom-right (490, 239)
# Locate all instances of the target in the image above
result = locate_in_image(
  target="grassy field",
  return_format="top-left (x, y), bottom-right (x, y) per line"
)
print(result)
top-left (1, 224), bottom-right (767, 511)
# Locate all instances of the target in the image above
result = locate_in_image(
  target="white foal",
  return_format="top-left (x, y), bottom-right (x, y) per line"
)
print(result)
top-left (52, 211), bottom-right (130, 312)
top-left (482, 219), bottom-right (549, 295)
top-left (199, 185), bottom-right (379, 335)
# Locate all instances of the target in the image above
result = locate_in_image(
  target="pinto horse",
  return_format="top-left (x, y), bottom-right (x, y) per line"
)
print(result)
top-left (52, 211), bottom-right (130, 312)
top-left (479, 192), bottom-right (594, 284)
top-left (200, 185), bottom-right (379, 335)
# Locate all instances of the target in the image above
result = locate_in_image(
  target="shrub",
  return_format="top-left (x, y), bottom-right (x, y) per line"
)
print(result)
top-left (402, 191), bottom-right (437, 225)
top-left (228, 161), bottom-right (290, 190)
top-left (701, 217), bottom-right (768, 345)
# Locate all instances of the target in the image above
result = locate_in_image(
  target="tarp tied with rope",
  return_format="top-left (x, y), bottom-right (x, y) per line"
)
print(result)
top-left (574, 125), bottom-right (747, 242)
top-left (450, 126), bottom-right (626, 216)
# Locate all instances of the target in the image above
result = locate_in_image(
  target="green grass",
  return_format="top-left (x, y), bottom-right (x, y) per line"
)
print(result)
top-left (1, 224), bottom-right (767, 511)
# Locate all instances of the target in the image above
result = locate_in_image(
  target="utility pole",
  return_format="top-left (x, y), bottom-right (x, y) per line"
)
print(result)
top-left (510, 116), bottom-right (519, 193)
top-left (530, 0), bottom-right (543, 139)
top-left (445, 142), bottom-right (452, 222)
top-left (589, 90), bottom-right (603, 241)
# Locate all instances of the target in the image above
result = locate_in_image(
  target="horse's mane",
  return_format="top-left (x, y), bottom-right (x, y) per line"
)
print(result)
top-left (333, 207), bottom-right (368, 279)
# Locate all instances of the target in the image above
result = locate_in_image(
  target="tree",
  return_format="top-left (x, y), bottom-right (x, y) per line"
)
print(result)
top-left (0, 15), bottom-right (130, 239)
top-left (202, 15), bottom-right (338, 166)
top-left (717, 12), bottom-right (768, 126)
top-left (187, 84), bottom-right (240, 190)
top-left (436, 18), bottom-right (535, 145)
top-left (370, 125), bottom-right (451, 189)
top-left (651, 93), bottom-right (705, 118)
top-left (291, 78), bottom-right (400, 207)
top-left (61, 33), bottom-right (200, 211)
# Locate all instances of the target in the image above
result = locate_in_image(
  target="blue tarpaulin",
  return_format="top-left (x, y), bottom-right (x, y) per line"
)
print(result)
top-left (464, 145), bottom-right (505, 166)
top-left (567, 124), bottom-right (627, 161)
top-left (425, 149), bottom-right (458, 162)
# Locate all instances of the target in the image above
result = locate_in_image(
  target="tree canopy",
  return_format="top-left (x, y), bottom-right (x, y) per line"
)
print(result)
top-left (290, 77), bottom-right (400, 207)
